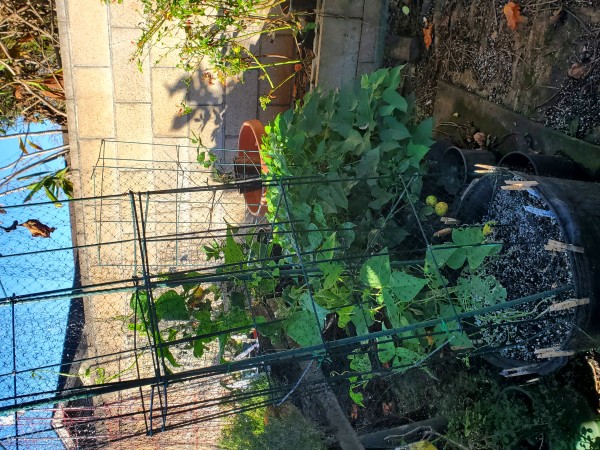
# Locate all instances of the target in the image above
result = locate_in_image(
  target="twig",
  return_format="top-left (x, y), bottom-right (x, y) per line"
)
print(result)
top-left (0, 60), bottom-right (67, 118)
top-left (563, 7), bottom-right (590, 34)
top-left (11, 8), bottom-right (59, 45)
top-left (501, 49), bottom-right (530, 68)
top-left (276, 359), bottom-right (314, 406)
top-left (534, 87), bottom-right (563, 109)
top-left (0, 144), bottom-right (67, 172)
top-left (0, 148), bottom-right (69, 190)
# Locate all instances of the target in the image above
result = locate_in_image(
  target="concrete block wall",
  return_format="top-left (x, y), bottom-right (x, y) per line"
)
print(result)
top-left (313, 0), bottom-right (388, 89)
top-left (56, 0), bottom-right (296, 189)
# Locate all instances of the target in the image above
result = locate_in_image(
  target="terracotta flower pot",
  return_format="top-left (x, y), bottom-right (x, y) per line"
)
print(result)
top-left (236, 120), bottom-right (268, 216)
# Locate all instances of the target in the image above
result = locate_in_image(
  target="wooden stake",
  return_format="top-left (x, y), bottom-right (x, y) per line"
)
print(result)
top-left (544, 239), bottom-right (584, 253)
top-left (549, 298), bottom-right (590, 312)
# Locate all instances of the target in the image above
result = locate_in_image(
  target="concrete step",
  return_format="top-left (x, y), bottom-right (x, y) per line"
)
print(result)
top-left (312, 0), bottom-right (389, 89)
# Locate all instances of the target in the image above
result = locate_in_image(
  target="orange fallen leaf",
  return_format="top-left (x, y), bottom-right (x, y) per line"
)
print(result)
top-left (503, 2), bottom-right (525, 30)
top-left (568, 62), bottom-right (590, 80)
top-left (423, 24), bottom-right (433, 49)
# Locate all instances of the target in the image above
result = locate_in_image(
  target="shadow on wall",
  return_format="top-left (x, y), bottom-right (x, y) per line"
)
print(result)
top-left (166, 31), bottom-right (296, 164)
top-left (167, 70), bottom-right (224, 148)
top-left (220, 33), bottom-right (297, 163)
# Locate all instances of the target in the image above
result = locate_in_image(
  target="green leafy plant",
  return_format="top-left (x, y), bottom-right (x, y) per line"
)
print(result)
top-left (126, 0), bottom-right (308, 109)
top-left (254, 67), bottom-right (510, 403)
top-left (127, 225), bottom-right (282, 366)
top-left (153, 67), bottom-right (507, 409)
top-left (261, 66), bottom-right (434, 253)
top-left (440, 369), bottom-right (600, 450)
top-left (219, 375), bottom-right (326, 450)
top-left (23, 166), bottom-right (73, 206)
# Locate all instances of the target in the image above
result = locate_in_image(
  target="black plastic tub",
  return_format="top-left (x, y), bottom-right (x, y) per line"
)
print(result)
top-left (457, 173), bottom-right (600, 375)
top-left (499, 151), bottom-right (579, 179)
top-left (441, 147), bottom-right (496, 194)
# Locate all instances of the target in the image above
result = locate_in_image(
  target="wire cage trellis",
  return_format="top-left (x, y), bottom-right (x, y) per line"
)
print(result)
top-left (0, 139), bottom-right (597, 449)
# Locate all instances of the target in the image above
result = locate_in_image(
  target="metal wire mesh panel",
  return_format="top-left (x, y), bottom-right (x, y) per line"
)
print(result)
top-left (1, 149), bottom-right (598, 448)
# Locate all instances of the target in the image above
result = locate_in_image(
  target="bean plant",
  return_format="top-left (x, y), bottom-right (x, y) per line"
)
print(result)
top-left (259, 67), bottom-right (505, 403)
top-left (127, 67), bottom-right (509, 408)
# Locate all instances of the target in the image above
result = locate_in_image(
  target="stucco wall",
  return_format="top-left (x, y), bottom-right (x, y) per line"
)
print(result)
top-left (53, 1), bottom-right (295, 447)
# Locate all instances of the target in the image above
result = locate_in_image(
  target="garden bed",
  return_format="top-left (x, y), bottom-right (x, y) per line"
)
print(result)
top-left (386, 0), bottom-right (600, 145)
top-left (459, 174), bottom-right (578, 367)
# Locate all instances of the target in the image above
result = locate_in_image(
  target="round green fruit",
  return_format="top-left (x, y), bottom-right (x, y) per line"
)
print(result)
top-left (425, 195), bottom-right (438, 207)
top-left (434, 201), bottom-right (448, 216)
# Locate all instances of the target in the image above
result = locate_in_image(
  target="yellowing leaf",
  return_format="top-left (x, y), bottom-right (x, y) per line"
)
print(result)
top-left (26, 140), bottom-right (43, 151)
top-left (503, 1), bottom-right (525, 30)
top-left (423, 24), bottom-right (433, 50)
top-left (18, 138), bottom-right (28, 154)
top-left (409, 441), bottom-right (438, 450)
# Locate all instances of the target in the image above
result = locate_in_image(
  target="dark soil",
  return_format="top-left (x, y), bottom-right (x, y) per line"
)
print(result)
top-left (471, 175), bottom-right (576, 362)
top-left (386, 0), bottom-right (600, 144)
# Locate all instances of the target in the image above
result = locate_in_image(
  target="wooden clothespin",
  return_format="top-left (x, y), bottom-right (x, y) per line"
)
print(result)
top-left (549, 298), bottom-right (590, 312)
top-left (504, 180), bottom-right (538, 185)
top-left (544, 239), bottom-right (584, 253)
top-left (433, 227), bottom-right (452, 238)
top-left (500, 365), bottom-right (537, 377)
top-left (501, 180), bottom-right (539, 191)
top-left (534, 347), bottom-right (575, 359)
top-left (440, 217), bottom-right (461, 225)
top-left (474, 164), bottom-right (497, 174)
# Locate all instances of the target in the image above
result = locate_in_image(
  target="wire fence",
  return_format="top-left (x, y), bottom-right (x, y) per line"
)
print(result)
top-left (0, 140), bottom-right (597, 448)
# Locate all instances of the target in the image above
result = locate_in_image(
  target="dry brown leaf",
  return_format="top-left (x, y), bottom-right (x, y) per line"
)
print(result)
top-left (350, 403), bottom-right (359, 420)
top-left (503, 1), bottom-right (525, 30)
top-left (474, 132), bottom-right (487, 148)
top-left (382, 402), bottom-right (393, 416)
top-left (1, 220), bottom-right (18, 232)
top-left (423, 24), bottom-right (433, 50)
top-left (549, 9), bottom-right (565, 26)
top-left (201, 72), bottom-right (215, 86)
top-left (19, 219), bottom-right (55, 238)
top-left (568, 62), bottom-right (590, 80)
top-left (433, 227), bottom-right (452, 238)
